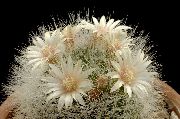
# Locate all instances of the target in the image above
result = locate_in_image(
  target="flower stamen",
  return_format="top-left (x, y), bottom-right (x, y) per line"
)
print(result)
top-left (120, 67), bottom-right (134, 84)
top-left (41, 45), bottom-right (59, 64)
top-left (62, 76), bottom-right (79, 93)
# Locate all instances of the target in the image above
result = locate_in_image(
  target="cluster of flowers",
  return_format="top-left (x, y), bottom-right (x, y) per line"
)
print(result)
top-left (7, 15), bottom-right (172, 118)
top-left (26, 16), bottom-right (156, 111)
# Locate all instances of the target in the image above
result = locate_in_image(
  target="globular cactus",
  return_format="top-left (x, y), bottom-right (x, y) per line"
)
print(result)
top-left (5, 15), bottom-right (170, 119)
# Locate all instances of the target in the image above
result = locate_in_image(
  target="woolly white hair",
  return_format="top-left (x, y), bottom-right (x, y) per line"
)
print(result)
top-left (4, 15), bottom-right (170, 119)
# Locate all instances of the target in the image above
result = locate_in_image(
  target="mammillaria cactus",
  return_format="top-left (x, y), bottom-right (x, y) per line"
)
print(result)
top-left (3, 15), bottom-right (177, 118)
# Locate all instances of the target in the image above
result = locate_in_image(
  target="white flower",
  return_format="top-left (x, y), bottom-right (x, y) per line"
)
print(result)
top-left (26, 29), bottom-right (65, 69)
top-left (81, 16), bottom-right (131, 36)
top-left (80, 16), bottom-right (132, 52)
top-left (106, 33), bottom-right (133, 53)
top-left (42, 57), bottom-right (94, 110)
top-left (108, 50), bottom-right (156, 98)
top-left (92, 16), bottom-right (121, 36)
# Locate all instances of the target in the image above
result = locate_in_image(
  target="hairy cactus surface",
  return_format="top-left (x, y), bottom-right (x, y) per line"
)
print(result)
top-left (5, 15), bottom-right (170, 119)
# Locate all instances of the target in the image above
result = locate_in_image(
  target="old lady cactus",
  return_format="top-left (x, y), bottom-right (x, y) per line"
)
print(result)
top-left (5, 15), bottom-right (170, 119)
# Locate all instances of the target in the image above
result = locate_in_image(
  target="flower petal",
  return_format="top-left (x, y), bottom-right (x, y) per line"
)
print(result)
top-left (27, 46), bottom-right (41, 51)
top-left (46, 91), bottom-right (61, 102)
top-left (92, 17), bottom-right (99, 26)
top-left (77, 89), bottom-right (88, 96)
top-left (44, 32), bottom-right (51, 43)
top-left (26, 54), bottom-right (41, 58)
top-left (125, 85), bottom-right (132, 97)
top-left (111, 61), bottom-right (121, 72)
top-left (74, 93), bottom-right (85, 106)
top-left (41, 77), bottom-right (57, 83)
top-left (65, 94), bottom-right (73, 108)
top-left (27, 51), bottom-right (41, 55)
top-left (111, 80), bottom-right (123, 92)
top-left (32, 61), bottom-right (42, 70)
top-left (114, 25), bottom-right (132, 31)
top-left (46, 87), bottom-right (60, 94)
top-left (36, 37), bottom-right (45, 46)
top-left (47, 83), bottom-right (59, 87)
top-left (49, 64), bottom-right (63, 79)
top-left (100, 16), bottom-right (106, 27)
top-left (109, 20), bottom-right (120, 30)
top-left (27, 58), bottom-right (41, 65)
top-left (58, 94), bottom-right (65, 110)
top-left (106, 19), bottom-right (114, 28)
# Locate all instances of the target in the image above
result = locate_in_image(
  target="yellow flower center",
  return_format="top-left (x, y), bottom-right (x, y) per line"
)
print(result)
top-left (120, 67), bottom-right (134, 84)
top-left (41, 45), bottom-right (59, 64)
top-left (62, 76), bottom-right (79, 93)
